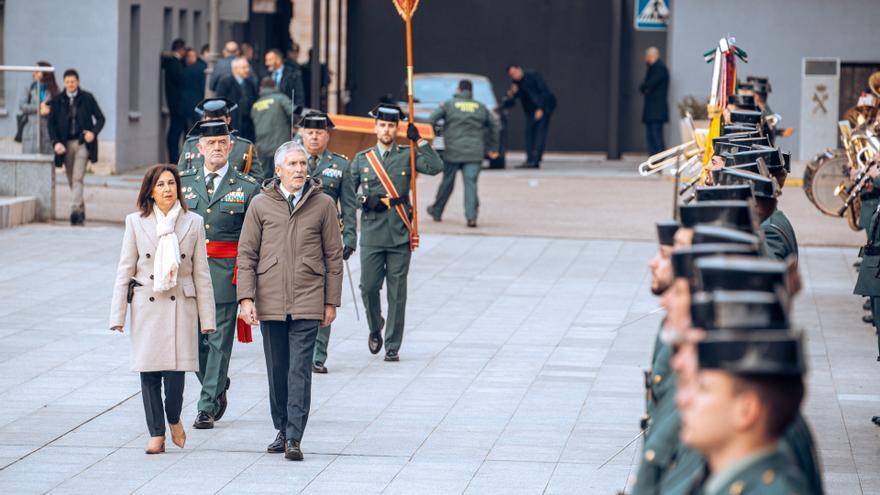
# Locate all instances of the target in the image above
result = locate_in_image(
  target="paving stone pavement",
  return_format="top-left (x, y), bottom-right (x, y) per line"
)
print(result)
top-left (0, 224), bottom-right (878, 494)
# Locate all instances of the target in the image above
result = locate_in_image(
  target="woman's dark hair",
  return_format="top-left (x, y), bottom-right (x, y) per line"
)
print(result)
top-left (137, 164), bottom-right (187, 217)
top-left (36, 61), bottom-right (59, 97)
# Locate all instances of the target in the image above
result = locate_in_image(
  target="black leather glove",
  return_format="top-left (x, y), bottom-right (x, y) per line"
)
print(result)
top-left (406, 122), bottom-right (421, 142)
top-left (362, 195), bottom-right (388, 212)
top-left (343, 246), bottom-right (355, 261)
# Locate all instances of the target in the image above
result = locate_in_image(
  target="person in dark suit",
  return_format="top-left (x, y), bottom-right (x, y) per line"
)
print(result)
top-left (640, 47), bottom-right (670, 156)
top-left (215, 57), bottom-right (259, 142)
top-left (501, 64), bottom-right (556, 169)
top-left (264, 48), bottom-right (304, 107)
top-left (182, 47), bottom-right (206, 128)
top-left (161, 38), bottom-right (188, 164)
top-left (47, 68), bottom-right (105, 226)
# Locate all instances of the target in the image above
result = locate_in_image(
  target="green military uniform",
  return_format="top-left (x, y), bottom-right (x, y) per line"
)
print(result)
top-left (180, 159), bottom-right (260, 419)
top-left (427, 89), bottom-right (499, 223)
top-left (308, 148), bottom-right (356, 366)
top-left (179, 131), bottom-right (266, 182)
top-left (343, 131), bottom-right (443, 356)
top-left (251, 87), bottom-right (292, 171)
top-left (761, 209), bottom-right (797, 262)
top-left (686, 447), bottom-right (809, 495)
top-left (855, 202), bottom-right (880, 359)
top-left (858, 177), bottom-right (880, 239)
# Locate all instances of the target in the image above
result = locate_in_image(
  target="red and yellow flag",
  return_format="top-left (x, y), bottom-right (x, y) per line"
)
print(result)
top-left (392, 0), bottom-right (420, 19)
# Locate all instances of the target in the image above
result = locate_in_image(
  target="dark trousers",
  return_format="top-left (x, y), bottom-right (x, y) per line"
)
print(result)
top-left (432, 161), bottom-right (481, 221)
top-left (360, 244), bottom-right (411, 352)
top-left (140, 371), bottom-right (185, 437)
top-left (261, 318), bottom-right (320, 441)
top-left (166, 112), bottom-right (187, 164)
top-left (645, 121), bottom-right (666, 156)
top-left (525, 112), bottom-right (552, 166)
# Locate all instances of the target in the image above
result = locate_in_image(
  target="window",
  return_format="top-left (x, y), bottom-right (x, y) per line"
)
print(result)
top-left (128, 4), bottom-right (140, 113)
top-left (193, 11), bottom-right (202, 49)
top-left (178, 9), bottom-right (188, 44)
top-left (163, 8), bottom-right (173, 49)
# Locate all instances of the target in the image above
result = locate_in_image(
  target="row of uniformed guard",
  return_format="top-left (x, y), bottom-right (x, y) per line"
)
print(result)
top-left (625, 78), bottom-right (828, 495)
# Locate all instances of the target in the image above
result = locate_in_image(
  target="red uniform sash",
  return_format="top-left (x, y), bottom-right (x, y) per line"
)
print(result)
top-left (365, 149), bottom-right (416, 250)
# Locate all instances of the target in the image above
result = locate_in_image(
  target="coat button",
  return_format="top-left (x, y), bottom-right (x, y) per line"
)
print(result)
top-left (149, 296), bottom-right (155, 302)
top-left (171, 296), bottom-right (176, 301)
top-left (205, 224), bottom-right (210, 229)
top-left (149, 275), bottom-right (154, 280)
top-left (206, 208), bottom-right (212, 213)
top-left (146, 253), bottom-right (151, 258)
top-left (181, 253), bottom-right (186, 259)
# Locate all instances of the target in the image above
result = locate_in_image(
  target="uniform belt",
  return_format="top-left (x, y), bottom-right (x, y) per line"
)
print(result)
top-left (861, 245), bottom-right (880, 257)
top-left (205, 240), bottom-right (238, 258)
top-left (862, 190), bottom-right (880, 200)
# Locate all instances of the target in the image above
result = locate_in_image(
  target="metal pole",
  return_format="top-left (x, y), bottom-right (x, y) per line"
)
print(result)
top-left (336, 0), bottom-right (343, 112)
top-left (36, 80), bottom-right (41, 152)
top-left (206, 0), bottom-right (220, 96)
top-left (311, 0), bottom-right (321, 110)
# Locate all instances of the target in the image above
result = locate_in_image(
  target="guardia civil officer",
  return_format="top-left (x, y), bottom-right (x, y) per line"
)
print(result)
top-left (299, 111), bottom-right (357, 373)
top-left (426, 79), bottom-right (500, 228)
top-left (179, 121), bottom-right (261, 429)
top-left (178, 98), bottom-right (265, 181)
top-left (341, 104), bottom-right (443, 361)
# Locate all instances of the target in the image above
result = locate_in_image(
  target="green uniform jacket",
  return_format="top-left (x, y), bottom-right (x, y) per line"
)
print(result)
top-left (309, 148), bottom-right (356, 249)
top-left (687, 447), bottom-right (809, 495)
top-left (251, 88), bottom-right (292, 167)
top-left (342, 142), bottom-right (443, 248)
top-left (761, 209), bottom-right (797, 262)
top-left (646, 331), bottom-right (676, 420)
top-left (856, 203), bottom-right (880, 296)
top-left (180, 166), bottom-right (261, 304)
top-left (429, 90), bottom-right (500, 163)
top-left (179, 132), bottom-right (265, 182)
top-left (857, 178), bottom-right (880, 230)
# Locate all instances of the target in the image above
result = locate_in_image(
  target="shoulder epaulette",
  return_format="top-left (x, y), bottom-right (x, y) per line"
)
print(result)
top-left (235, 170), bottom-right (258, 184)
top-left (180, 168), bottom-right (198, 177)
top-left (332, 151), bottom-right (349, 161)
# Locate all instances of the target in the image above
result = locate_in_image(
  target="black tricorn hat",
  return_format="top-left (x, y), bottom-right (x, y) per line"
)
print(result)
top-left (692, 225), bottom-right (760, 246)
top-left (300, 111), bottom-right (336, 130)
top-left (195, 97), bottom-right (238, 118)
top-left (712, 139), bottom-right (752, 156)
top-left (728, 94), bottom-right (757, 110)
top-left (679, 200), bottom-right (756, 233)
top-left (695, 184), bottom-right (753, 202)
top-left (695, 256), bottom-right (788, 293)
top-left (657, 220), bottom-right (680, 247)
top-left (691, 290), bottom-right (790, 331)
top-left (729, 110), bottom-right (763, 125)
top-left (728, 136), bottom-right (772, 148)
top-left (716, 168), bottom-right (777, 199)
top-left (190, 120), bottom-right (231, 138)
top-left (725, 162), bottom-right (760, 174)
top-left (722, 124), bottom-right (761, 136)
top-left (369, 103), bottom-right (407, 122)
top-left (697, 332), bottom-right (805, 376)
top-left (734, 147), bottom-right (783, 167)
top-left (671, 244), bottom-right (760, 280)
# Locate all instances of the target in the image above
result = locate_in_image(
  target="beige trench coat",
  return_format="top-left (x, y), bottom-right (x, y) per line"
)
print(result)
top-left (109, 210), bottom-right (216, 372)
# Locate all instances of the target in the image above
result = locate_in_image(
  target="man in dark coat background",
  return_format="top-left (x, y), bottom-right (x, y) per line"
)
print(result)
top-left (216, 57), bottom-right (259, 142)
top-left (640, 46), bottom-right (670, 156)
top-left (264, 48), bottom-right (305, 107)
top-left (502, 64), bottom-right (557, 169)
top-left (161, 38), bottom-right (187, 163)
top-left (182, 47), bottom-right (207, 128)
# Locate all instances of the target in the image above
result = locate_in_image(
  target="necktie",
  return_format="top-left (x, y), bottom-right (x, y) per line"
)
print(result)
top-left (206, 173), bottom-right (218, 197)
top-left (382, 150), bottom-right (389, 161)
top-left (274, 71), bottom-right (282, 87)
top-left (308, 155), bottom-right (317, 173)
top-left (288, 193), bottom-right (296, 211)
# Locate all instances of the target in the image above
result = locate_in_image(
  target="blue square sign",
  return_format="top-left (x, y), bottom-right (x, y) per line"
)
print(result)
top-left (635, 0), bottom-right (669, 31)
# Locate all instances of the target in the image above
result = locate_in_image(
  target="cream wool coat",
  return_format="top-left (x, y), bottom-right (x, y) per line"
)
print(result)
top-left (110, 210), bottom-right (216, 372)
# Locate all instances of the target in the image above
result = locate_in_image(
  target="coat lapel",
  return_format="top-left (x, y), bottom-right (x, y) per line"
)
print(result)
top-left (174, 210), bottom-right (194, 241)
top-left (136, 213), bottom-right (159, 251)
top-left (208, 167), bottom-right (236, 207)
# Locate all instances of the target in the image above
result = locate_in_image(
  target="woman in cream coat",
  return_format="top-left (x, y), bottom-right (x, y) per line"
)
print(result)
top-left (109, 164), bottom-right (216, 454)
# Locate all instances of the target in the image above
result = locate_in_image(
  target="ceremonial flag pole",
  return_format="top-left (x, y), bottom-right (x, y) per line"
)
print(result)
top-left (395, 0), bottom-right (421, 250)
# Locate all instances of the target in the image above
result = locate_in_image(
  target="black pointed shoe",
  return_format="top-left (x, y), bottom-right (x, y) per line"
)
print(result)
top-left (384, 350), bottom-right (400, 362)
top-left (284, 439), bottom-right (304, 461)
top-left (215, 378), bottom-right (231, 421)
top-left (864, 300), bottom-right (872, 311)
top-left (369, 332), bottom-right (383, 355)
top-left (193, 410), bottom-right (214, 429)
top-left (267, 431), bottom-right (286, 453)
top-left (312, 361), bottom-right (328, 374)
top-left (863, 313), bottom-right (874, 324)
top-left (427, 205), bottom-right (442, 222)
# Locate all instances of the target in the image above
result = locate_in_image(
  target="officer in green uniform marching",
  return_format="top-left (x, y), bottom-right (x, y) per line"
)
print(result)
top-left (179, 121), bottom-right (261, 429)
top-left (426, 79), bottom-right (500, 228)
top-left (341, 104), bottom-right (443, 362)
top-left (299, 111), bottom-right (357, 374)
top-left (854, 188), bottom-right (880, 427)
top-left (179, 98), bottom-right (266, 181)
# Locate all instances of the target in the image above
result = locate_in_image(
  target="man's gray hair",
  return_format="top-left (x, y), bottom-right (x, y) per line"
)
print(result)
top-left (274, 141), bottom-right (307, 167)
top-left (232, 56), bottom-right (249, 70)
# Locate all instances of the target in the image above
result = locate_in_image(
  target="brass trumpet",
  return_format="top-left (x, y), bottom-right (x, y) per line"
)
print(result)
top-left (638, 140), bottom-right (702, 176)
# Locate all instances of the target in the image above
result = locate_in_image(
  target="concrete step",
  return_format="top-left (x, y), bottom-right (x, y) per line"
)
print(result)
top-left (0, 196), bottom-right (38, 229)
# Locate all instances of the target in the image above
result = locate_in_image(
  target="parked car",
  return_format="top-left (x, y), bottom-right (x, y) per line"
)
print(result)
top-left (399, 72), bottom-right (508, 169)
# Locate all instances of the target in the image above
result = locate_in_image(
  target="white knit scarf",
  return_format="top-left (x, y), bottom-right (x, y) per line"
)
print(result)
top-left (153, 201), bottom-right (182, 292)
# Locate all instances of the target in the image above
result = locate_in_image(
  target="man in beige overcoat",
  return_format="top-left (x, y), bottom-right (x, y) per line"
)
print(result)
top-left (237, 141), bottom-right (343, 461)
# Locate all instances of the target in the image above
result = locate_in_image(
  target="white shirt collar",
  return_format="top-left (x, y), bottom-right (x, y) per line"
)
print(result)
top-left (66, 90), bottom-right (78, 99)
top-left (279, 183), bottom-right (304, 202)
top-left (203, 163), bottom-right (229, 185)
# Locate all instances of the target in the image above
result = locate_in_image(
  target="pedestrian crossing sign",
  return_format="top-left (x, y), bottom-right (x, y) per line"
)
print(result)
top-left (635, 0), bottom-right (669, 31)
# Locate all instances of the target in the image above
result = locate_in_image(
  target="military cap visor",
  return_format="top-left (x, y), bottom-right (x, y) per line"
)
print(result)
top-left (728, 136), bottom-right (772, 148)
top-left (300, 112), bottom-right (335, 129)
top-left (195, 97), bottom-right (238, 117)
top-left (369, 104), bottom-right (407, 122)
top-left (722, 124), bottom-right (761, 136)
top-left (729, 110), bottom-right (763, 125)
top-left (657, 220), bottom-right (680, 246)
top-left (728, 94), bottom-right (757, 109)
top-left (694, 185), bottom-right (753, 202)
top-left (692, 225), bottom-right (760, 246)
top-left (712, 139), bottom-right (752, 156)
top-left (671, 244), bottom-right (760, 280)
top-left (697, 332), bottom-right (805, 376)
top-left (678, 200), bottom-right (756, 233)
top-left (724, 162), bottom-right (760, 174)
top-left (734, 147), bottom-right (783, 167)
top-left (716, 168), bottom-right (777, 199)
top-left (691, 290), bottom-right (789, 331)
top-left (695, 256), bottom-right (788, 293)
